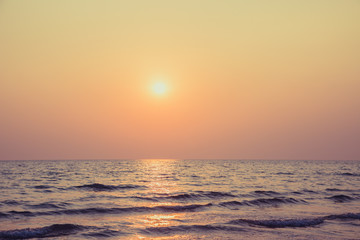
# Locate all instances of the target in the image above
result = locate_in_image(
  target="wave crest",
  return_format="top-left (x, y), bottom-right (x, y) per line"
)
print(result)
top-left (3, 203), bottom-right (212, 218)
top-left (73, 183), bottom-right (143, 191)
top-left (229, 212), bottom-right (360, 228)
top-left (229, 218), bottom-right (324, 228)
top-left (141, 224), bottom-right (245, 236)
top-left (327, 195), bottom-right (354, 202)
top-left (0, 224), bottom-right (86, 239)
top-left (220, 197), bottom-right (305, 208)
top-left (139, 191), bottom-right (236, 201)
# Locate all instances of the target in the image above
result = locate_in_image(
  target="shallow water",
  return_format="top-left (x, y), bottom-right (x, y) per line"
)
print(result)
top-left (0, 159), bottom-right (359, 239)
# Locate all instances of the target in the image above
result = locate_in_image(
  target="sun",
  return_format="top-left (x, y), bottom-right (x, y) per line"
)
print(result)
top-left (152, 82), bottom-right (167, 95)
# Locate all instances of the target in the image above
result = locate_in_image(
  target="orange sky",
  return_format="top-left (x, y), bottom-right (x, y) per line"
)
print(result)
top-left (0, 0), bottom-right (359, 160)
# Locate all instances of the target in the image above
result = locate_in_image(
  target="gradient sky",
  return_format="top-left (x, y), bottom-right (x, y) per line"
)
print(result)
top-left (0, 0), bottom-right (359, 160)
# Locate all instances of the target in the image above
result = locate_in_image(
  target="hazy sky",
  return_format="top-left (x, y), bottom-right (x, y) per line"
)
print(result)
top-left (1, 0), bottom-right (359, 160)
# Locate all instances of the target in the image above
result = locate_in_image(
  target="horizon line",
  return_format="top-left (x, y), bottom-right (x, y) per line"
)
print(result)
top-left (0, 158), bottom-right (359, 161)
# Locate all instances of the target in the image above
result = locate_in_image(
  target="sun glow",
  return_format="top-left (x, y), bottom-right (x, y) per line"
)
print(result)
top-left (152, 81), bottom-right (167, 95)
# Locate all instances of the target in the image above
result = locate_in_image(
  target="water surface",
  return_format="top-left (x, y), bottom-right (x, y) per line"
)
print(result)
top-left (0, 159), bottom-right (359, 239)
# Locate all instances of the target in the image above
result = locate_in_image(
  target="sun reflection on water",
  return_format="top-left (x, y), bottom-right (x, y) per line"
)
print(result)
top-left (141, 213), bottom-right (183, 228)
top-left (140, 158), bottom-right (179, 195)
top-left (132, 159), bottom-right (186, 238)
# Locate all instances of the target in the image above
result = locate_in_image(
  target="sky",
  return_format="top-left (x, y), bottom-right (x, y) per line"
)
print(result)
top-left (0, 0), bottom-right (359, 160)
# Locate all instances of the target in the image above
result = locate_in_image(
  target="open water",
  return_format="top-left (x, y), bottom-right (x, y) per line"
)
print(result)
top-left (0, 159), bottom-right (359, 239)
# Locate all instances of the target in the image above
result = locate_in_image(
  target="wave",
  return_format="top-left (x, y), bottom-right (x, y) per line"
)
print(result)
top-left (53, 204), bottom-right (211, 215)
top-left (229, 218), bottom-right (324, 228)
top-left (325, 212), bottom-right (360, 220)
top-left (73, 183), bottom-right (143, 191)
top-left (194, 191), bottom-right (237, 198)
top-left (32, 185), bottom-right (53, 189)
top-left (325, 188), bottom-right (355, 192)
top-left (138, 191), bottom-right (236, 201)
top-left (336, 172), bottom-right (360, 177)
top-left (1, 200), bottom-right (22, 206)
top-left (25, 202), bottom-right (68, 209)
top-left (220, 197), bottom-right (305, 208)
top-left (153, 203), bottom-right (212, 212)
top-left (327, 195), bottom-right (355, 202)
top-left (228, 212), bottom-right (360, 228)
top-left (49, 207), bottom-right (149, 215)
top-left (2, 208), bottom-right (143, 218)
top-left (276, 172), bottom-right (294, 175)
top-left (8, 211), bottom-right (35, 217)
top-left (252, 190), bottom-right (280, 196)
top-left (140, 213), bottom-right (360, 234)
top-left (302, 189), bottom-right (317, 194)
top-left (82, 229), bottom-right (127, 238)
top-left (0, 224), bottom-right (86, 239)
top-left (141, 224), bottom-right (245, 236)
top-left (2, 203), bottom-right (212, 218)
top-left (132, 196), bottom-right (158, 201)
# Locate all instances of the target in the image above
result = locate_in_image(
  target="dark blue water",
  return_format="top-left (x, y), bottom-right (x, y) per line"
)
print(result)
top-left (0, 159), bottom-right (359, 239)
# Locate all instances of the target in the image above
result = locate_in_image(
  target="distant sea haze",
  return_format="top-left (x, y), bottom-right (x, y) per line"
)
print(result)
top-left (0, 159), bottom-right (359, 239)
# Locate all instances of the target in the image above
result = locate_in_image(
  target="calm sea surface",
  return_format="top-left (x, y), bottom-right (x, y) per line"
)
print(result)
top-left (0, 159), bottom-right (359, 239)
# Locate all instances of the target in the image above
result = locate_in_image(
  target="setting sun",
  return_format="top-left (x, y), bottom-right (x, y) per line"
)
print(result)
top-left (152, 82), bottom-right (168, 95)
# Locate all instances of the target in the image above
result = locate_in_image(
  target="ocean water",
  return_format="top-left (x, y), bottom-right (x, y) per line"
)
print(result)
top-left (0, 159), bottom-right (359, 240)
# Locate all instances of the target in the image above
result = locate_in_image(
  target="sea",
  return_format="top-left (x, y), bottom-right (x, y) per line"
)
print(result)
top-left (0, 159), bottom-right (359, 239)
